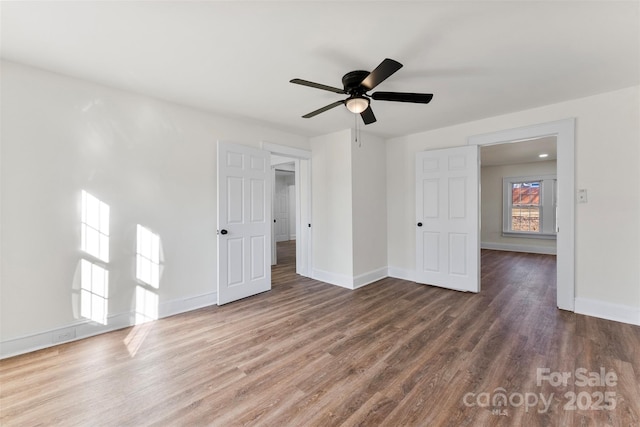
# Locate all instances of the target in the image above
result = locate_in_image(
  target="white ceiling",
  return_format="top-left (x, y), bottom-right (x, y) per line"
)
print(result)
top-left (481, 136), bottom-right (557, 167)
top-left (1, 1), bottom-right (638, 139)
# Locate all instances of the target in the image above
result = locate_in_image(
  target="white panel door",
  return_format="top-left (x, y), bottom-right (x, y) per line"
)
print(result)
top-left (274, 179), bottom-right (289, 242)
top-left (288, 184), bottom-right (296, 240)
top-left (415, 145), bottom-right (479, 292)
top-left (217, 141), bottom-right (271, 305)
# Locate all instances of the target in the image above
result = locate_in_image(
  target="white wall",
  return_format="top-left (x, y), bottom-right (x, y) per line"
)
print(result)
top-left (310, 129), bottom-right (388, 288)
top-left (310, 129), bottom-right (353, 280)
top-left (481, 160), bottom-right (557, 254)
top-left (0, 60), bottom-right (309, 356)
top-left (297, 159), bottom-right (312, 275)
top-left (387, 85), bottom-right (640, 320)
top-left (351, 132), bottom-right (387, 279)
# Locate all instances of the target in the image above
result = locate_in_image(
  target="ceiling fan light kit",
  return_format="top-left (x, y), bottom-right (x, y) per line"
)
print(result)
top-left (345, 96), bottom-right (370, 114)
top-left (290, 58), bottom-right (433, 125)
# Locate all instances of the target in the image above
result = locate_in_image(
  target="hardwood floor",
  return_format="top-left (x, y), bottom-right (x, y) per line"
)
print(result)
top-left (275, 239), bottom-right (296, 266)
top-left (1, 245), bottom-right (639, 426)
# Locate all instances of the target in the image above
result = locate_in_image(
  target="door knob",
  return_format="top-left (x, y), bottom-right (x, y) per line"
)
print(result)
top-left (417, 222), bottom-right (423, 227)
top-left (220, 229), bottom-right (228, 235)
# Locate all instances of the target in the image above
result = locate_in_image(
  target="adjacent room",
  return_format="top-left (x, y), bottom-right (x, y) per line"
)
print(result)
top-left (1, 1), bottom-right (639, 425)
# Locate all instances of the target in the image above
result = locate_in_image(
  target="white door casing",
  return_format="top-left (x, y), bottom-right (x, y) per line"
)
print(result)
top-left (271, 166), bottom-right (277, 266)
top-left (416, 145), bottom-right (480, 292)
top-left (217, 141), bottom-right (271, 305)
top-left (288, 184), bottom-right (296, 240)
top-left (468, 118), bottom-right (575, 311)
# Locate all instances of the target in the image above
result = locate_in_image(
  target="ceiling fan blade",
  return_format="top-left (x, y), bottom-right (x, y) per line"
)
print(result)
top-left (302, 100), bottom-right (345, 118)
top-left (290, 78), bottom-right (345, 94)
top-left (360, 106), bottom-right (376, 125)
top-left (360, 58), bottom-right (403, 90)
top-left (371, 92), bottom-right (434, 104)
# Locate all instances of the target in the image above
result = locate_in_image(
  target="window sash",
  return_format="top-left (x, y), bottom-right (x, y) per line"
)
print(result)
top-left (503, 175), bottom-right (556, 238)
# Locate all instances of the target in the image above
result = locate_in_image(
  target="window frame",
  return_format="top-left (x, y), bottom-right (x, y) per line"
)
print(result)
top-left (502, 174), bottom-right (557, 239)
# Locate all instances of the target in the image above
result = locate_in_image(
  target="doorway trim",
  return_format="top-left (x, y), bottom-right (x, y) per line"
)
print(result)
top-left (261, 142), bottom-right (312, 277)
top-left (468, 118), bottom-right (575, 311)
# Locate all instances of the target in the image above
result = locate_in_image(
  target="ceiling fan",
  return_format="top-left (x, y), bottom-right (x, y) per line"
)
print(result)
top-left (290, 58), bottom-right (433, 125)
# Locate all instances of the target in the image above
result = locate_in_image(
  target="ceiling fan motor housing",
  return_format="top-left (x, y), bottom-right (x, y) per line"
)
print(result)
top-left (342, 70), bottom-right (370, 95)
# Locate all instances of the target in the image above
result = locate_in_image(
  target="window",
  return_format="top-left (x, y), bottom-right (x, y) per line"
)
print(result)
top-left (503, 175), bottom-right (556, 238)
top-left (511, 181), bottom-right (540, 232)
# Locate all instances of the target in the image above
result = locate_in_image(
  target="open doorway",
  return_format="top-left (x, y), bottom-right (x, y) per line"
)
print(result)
top-left (480, 136), bottom-right (557, 255)
top-left (479, 137), bottom-right (558, 305)
top-left (263, 142), bottom-right (312, 278)
top-left (272, 161), bottom-right (297, 268)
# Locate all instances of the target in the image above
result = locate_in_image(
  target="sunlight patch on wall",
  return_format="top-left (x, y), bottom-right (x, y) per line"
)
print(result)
top-left (135, 224), bottom-right (161, 325)
top-left (80, 259), bottom-right (109, 325)
top-left (135, 286), bottom-right (159, 325)
top-left (79, 190), bottom-right (111, 325)
top-left (136, 225), bottom-right (160, 288)
top-left (81, 190), bottom-right (110, 262)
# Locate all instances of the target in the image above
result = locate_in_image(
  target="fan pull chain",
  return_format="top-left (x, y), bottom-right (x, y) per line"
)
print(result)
top-left (355, 114), bottom-right (362, 148)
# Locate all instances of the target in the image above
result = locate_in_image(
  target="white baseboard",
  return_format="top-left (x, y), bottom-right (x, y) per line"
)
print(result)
top-left (312, 268), bottom-right (355, 289)
top-left (353, 268), bottom-right (388, 289)
top-left (387, 267), bottom-right (416, 282)
top-left (481, 241), bottom-right (557, 255)
top-left (0, 292), bottom-right (217, 360)
top-left (312, 267), bottom-right (388, 290)
top-left (159, 292), bottom-right (217, 318)
top-left (574, 297), bottom-right (640, 326)
top-left (289, 235), bottom-right (296, 240)
top-left (386, 269), bottom-right (639, 326)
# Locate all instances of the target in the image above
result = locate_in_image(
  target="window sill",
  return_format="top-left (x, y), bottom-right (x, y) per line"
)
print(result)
top-left (502, 232), bottom-right (557, 240)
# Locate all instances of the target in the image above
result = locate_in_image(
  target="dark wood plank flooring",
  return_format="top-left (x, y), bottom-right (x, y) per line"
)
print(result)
top-left (1, 242), bottom-right (639, 426)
